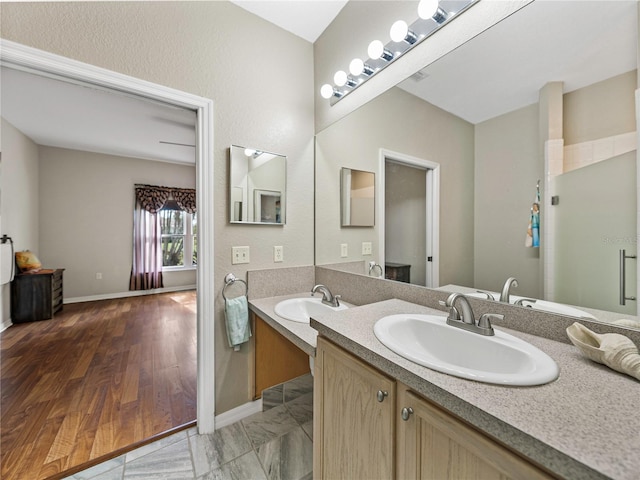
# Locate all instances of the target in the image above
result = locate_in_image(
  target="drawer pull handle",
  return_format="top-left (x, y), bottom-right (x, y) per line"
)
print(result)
top-left (401, 407), bottom-right (414, 421)
top-left (376, 390), bottom-right (388, 402)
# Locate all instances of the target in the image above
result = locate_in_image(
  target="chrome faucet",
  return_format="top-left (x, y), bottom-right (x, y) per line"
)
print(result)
top-left (499, 277), bottom-right (518, 303)
top-left (311, 284), bottom-right (341, 307)
top-left (439, 293), bottom-right (499, 336)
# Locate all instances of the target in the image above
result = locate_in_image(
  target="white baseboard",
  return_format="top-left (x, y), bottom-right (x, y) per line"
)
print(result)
top-left (64, 285), bottom-right (197, 304)
top-left (213, 399), bottom-right (263, 430)
top-left (0, 317), bottom-right (12, 333)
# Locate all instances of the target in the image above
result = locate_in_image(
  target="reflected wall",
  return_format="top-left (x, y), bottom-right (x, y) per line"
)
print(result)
top-left (315, 86), bottom-right (475, 287)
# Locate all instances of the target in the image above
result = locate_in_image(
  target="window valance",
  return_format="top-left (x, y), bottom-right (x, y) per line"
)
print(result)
top-left (134, 184), bottom-right (196, 214)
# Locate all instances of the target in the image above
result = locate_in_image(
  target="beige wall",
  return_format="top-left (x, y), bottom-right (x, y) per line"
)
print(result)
top-left (315, 87), bottom-right (475, 287)
top-left (38, 146), bottom-right (196, 299)
top-left (1, 118), bottom-right (40, 324)
top-left (474, 103), bottom-right (542, 298)
top-left (564, 70), bottom-right (637, 144)
top-left (1, 1), bottom-right (315, 414)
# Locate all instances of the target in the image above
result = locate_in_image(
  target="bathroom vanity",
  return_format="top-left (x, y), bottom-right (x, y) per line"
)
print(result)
top-left (249, 284), bottom-right (640, 480)
top-left (310, 299), bottom-right (640, 480)
top-left (314, 336), bottom-right (551, 479)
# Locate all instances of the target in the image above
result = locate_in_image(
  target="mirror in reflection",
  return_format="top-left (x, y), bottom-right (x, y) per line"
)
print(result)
top-left (230, 145), bottom-right (286, 224)
top-left (341, 168), bottom-right (375, 227)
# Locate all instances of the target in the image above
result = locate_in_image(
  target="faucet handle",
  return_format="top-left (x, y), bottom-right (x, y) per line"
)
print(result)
top-left (475, 290), bottom-right (495, 300)
top-left (333, 295), bottom-right (341, 307)
top-left (478, 313), bottom-right (502, 332)
top-left (515, 298), bottom-right (537, 307)
top-left (439, 300), bottom-right (461, 321)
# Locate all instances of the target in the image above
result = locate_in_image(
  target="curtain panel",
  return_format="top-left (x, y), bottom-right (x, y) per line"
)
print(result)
top-left (129, 184), bottom-right (196, 291)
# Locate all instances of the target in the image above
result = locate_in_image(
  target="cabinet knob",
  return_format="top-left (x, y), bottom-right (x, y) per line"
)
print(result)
top-left (401, 407), bottom-right (414, 421)
top-left (376, 390), bottom-right (389, 402)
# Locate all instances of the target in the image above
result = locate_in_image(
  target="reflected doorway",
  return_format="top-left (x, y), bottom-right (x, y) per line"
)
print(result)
top-left (378, 149), bottom-right (440, 287)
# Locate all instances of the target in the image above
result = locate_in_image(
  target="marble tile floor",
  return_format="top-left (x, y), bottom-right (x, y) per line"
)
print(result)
top-left (64, 375), bottom-right (314, 480)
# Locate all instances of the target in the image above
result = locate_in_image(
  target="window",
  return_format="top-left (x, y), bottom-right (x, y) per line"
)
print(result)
top-left (160, 206), bottom-right (197, 270)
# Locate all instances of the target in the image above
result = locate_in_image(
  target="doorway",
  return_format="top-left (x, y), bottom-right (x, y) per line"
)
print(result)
top-left (0, 38), bottom-right (215, 467)
top-left (378, 149), bottom-right (440, 287)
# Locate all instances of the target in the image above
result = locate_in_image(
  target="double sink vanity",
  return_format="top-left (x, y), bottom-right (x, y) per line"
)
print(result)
top-left (248, 266), bottom-right (640, 480)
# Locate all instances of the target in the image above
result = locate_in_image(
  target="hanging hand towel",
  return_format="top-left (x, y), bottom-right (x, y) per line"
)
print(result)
top-left (225, 295), bottom-right (251, 351)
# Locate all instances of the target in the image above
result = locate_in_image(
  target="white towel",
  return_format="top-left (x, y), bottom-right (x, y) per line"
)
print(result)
top-left (0, 243), bottom-right (13, 285)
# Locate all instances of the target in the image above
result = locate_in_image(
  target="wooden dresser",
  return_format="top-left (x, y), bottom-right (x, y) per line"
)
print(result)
top-left (385, 262), bottom-right (411, 283)
top-left (11, 269), bottom-right (64, 323)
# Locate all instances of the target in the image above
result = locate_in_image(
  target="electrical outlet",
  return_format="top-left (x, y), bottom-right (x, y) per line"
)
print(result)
top-left (96, 272), bottom-right (103, 280)
top-left (274, 245), bottom-right (284, 262)
top-left (362, 242), bottom-right (372, 255)
top-left (232, 246), bottom-right (250, 264)
top-left (340, 243), bottom-right (348, 258)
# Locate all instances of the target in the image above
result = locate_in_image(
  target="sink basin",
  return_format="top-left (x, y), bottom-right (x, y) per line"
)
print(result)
top-left (274, 297), bottom-right (349, 323)
top-left (374, 314), bottom-right (559, 386)
top-left (466, 292), bottom-right (596, 319)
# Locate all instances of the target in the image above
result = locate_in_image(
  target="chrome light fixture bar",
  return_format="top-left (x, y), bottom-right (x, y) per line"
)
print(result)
top-left (320, 0), bottom-right (478, 105)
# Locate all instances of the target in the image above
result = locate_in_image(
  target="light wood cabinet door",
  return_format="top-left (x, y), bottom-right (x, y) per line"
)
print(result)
top-left (396, 384), bottom-right (553, 480)
top-left (254, 313), bottom-right (310, 399)
top-left (314, 337), bottom-right (396, 480)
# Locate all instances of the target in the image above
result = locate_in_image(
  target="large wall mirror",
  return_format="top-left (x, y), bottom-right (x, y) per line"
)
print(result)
top-left (315, 0), bottom-right (639, 327)
top-left (230, 145), bottom-right (286, 225)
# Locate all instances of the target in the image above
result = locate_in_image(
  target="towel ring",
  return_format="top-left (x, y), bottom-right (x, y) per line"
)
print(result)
top-left (222, 273), bottom-right (248, 301)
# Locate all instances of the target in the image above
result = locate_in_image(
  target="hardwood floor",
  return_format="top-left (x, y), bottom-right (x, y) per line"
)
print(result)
top-left (0, 291), bottom-right (197, 480)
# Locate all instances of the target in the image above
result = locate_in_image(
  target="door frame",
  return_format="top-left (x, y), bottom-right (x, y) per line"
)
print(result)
top-left (0, 40), bottom-right (217, 432)
top-left (378, 148), bottom-right (440, 287)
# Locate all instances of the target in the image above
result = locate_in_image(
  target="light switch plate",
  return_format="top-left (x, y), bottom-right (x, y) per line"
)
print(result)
top-left (274, 246), bottom-right (284, 262)
top-left (232, 246), bottom-right (250, 264)
top-left (340, 243), bottom-right (348, 258)
top-left (362, 242), bottom-right (372, 255)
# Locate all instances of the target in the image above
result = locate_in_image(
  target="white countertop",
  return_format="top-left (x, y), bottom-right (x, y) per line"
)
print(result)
top-left (310, 299), bottom-right (640, 480)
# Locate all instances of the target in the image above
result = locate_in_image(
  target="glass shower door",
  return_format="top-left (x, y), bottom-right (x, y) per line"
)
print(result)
top-left (553, 151), bottom-right (636, 315)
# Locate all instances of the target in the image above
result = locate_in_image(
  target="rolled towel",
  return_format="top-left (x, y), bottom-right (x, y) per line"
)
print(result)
top-left (225, 295), bottom-right (251, 351)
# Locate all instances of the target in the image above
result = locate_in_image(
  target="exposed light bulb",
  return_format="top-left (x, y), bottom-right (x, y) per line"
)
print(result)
top-left (368, 40), bottom-right (393, 61)
top-left (244, 148), bottom-right (256, 157)
top-left (349, 58), bottom-right (364, 76)
top-left (320, 84), bottom-right (334, 99)
top-left (334, 70), bottom-right (348, 87)
top-left (390, 20), bottom-right (409, 43)
top-left (368, 40), bottom-right (384, 59)
top-left (418, 0), bottom-right (439, 19)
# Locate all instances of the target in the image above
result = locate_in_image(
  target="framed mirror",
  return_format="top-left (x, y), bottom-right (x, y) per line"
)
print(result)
top-left (341, 168), bottom-right (375, 227)
top-left (229, 145), bottom-right (286, 225)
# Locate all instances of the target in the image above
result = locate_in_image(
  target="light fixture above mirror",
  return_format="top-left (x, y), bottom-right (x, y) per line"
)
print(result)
top-left (320, 0), bottom-right (478, 104)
